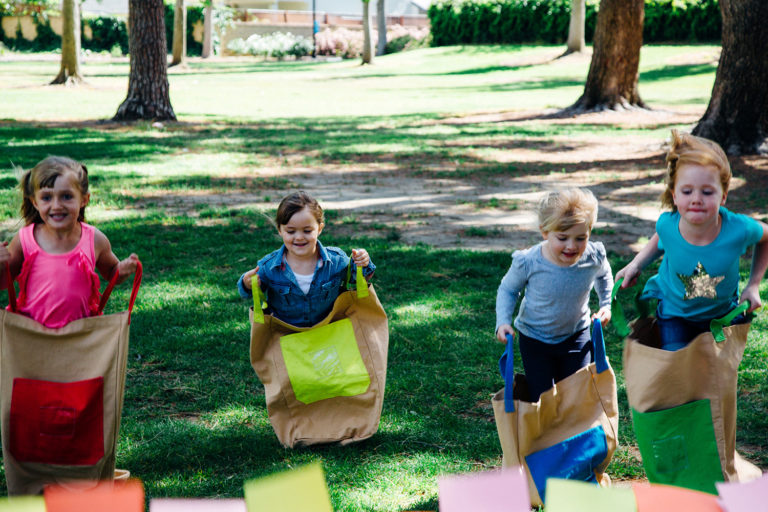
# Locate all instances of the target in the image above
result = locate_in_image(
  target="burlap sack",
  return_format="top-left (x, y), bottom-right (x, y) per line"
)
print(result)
top-left (1, 263), bottom-right (141, 495)
top-left (623, 310), bottom-right (762, 493)
top-left (249, 274), bottom-right (388, 448)
top-left (492, 319), bottom-right (619, 507)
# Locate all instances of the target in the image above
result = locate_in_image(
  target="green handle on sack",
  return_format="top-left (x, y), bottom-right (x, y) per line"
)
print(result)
top-left (355, 264), bottom-right (368, 299)
top-left (710, 300), bottom-right (751, 342)
top-left (252, 274), bottom-right (267, 324)
top-left (611, 278), bottom-right (630, 337)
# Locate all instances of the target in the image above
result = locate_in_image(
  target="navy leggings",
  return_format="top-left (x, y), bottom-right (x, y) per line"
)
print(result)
top-left (517, 327), bottom-right (592, 402)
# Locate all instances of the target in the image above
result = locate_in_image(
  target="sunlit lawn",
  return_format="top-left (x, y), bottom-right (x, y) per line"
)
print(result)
top-left (0, 44), bottom-right (718, 122)
top-left (0, 44), bottom-right (765, 511)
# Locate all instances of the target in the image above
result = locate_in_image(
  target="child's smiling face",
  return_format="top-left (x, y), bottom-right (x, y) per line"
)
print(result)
top-left (672, 163), bottom-right (727, 227)
top-left (31, 172), bottom-right (89, 232)
top-left (541, 222), bottom-right (590, 267)
top-left (278, 207), bottom-right (324, 260)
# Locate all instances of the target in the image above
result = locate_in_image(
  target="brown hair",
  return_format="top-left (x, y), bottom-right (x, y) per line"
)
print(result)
top-left (538, 188), bottom-right (598, 233)
top-left (20, 156), bottom-right (89, 225)
top-left (662, 129), bottom-right (731, 211)
top-left (275, 191), bottom-right (324, 228)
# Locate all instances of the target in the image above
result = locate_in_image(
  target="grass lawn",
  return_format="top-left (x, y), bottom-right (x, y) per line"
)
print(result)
top-left (0, 44), bottom-right (766, 510)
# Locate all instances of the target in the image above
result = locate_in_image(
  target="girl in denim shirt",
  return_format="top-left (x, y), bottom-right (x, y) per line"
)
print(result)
top-left (237, 191), bottom-right (375, 327)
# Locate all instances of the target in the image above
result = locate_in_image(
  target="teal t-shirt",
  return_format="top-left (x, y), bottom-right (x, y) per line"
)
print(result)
top-left (642, 207), bottom-right (763, 321)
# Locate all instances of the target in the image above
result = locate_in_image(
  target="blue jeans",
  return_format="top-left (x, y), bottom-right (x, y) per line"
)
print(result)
top-left (518, 328), bottom-right (592, 402)
top-left (657, 309), bottom-right (749, 351)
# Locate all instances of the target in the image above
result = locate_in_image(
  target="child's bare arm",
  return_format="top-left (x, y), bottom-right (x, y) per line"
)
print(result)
top-left (0, 235), bottom-right (23, 290)
top-left (615, 233), bottom-right (663, 288)
top-left (94, 229), bottom-right (138, 285)
top-left (741, 221), bottom-right (768, 312)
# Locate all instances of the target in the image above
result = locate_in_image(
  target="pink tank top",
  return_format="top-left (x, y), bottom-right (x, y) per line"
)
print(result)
top-left (15, 223), bottom-right (101, 328)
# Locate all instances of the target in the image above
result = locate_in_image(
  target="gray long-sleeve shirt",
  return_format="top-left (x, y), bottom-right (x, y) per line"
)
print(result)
top-left (495, 241), bottom-right (613, 343)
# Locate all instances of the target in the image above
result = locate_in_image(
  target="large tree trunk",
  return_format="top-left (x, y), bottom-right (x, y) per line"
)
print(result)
top-left (170, 0), bottom-right (187, 66)
top-left (114, 0), bottom-right (176, 121)
top-left (376, 0), bottom-right (386, 56)
top-left (567, 0), bottom-right (646, 112)
top-left (361, 0), bottom-right (372, 64)
top-left (564, 0), bottom-right (585, 55)
top-left (51, 0), bottom-right (83, 85)
top-left (202, 1), bottom-right (213, 58)
top-left (693, 0), bottom-right (768, 155)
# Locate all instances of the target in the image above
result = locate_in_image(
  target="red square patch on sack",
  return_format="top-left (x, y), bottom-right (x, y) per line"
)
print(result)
top-left (9, 377), bottom-right (104, 465)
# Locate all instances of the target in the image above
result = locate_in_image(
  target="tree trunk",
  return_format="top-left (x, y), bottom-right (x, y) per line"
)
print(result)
top-left (114, 0), bottom-right (176, 121)
top-left (170, 0), bottom-right (187, 66)
top-left (361, 0), bottom-right (372, 64)
top-left (51, 0), bottom-right (83, 85)
top-left (566, 0), bottom-right (646, 112)
top-left (202, 1), bottom-right (213, 58)
top-left (376, 0), bottom-right (386, 56)
top-left (564, 0), bottom-right (585, 55)
top-left (693, 0), bottom-right (768, 155)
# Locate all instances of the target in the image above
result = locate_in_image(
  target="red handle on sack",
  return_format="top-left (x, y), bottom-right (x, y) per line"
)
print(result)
top-left (97, 259), bottom-right (143, 323)
top-left (4, 262), bottom-right (17, 313)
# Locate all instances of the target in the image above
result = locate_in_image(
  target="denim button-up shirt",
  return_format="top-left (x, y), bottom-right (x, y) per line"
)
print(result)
top-left (237, 241), bottom-right (375, 327)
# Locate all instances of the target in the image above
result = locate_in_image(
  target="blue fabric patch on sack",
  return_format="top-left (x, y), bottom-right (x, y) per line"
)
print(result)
top-left (525, 425), bottom-right (608, 502)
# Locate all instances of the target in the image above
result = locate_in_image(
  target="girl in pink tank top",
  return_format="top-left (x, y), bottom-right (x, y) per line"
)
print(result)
top-left (0, 156), bottom-right (139, 328)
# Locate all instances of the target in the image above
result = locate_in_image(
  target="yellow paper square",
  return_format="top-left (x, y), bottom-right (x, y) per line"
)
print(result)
top-left (0, 496), bottom-right (47, 512)
top-left (244, 462), bottom-right (332, 512)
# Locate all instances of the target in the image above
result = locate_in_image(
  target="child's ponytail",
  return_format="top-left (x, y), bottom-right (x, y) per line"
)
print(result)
top-left (19, 168), bottom-right (40, 225)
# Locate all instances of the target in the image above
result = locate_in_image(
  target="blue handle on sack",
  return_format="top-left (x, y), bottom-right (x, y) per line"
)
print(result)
top-left (499, 319), bottom-right (609, 414)
top-left (592, 317), bottom-right (610, 374)
top-left (499, 333), bottom-right (516, 413)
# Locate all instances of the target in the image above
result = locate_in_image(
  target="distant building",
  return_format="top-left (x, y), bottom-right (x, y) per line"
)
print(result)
top-left (80, 0), bottom-right (430, 18)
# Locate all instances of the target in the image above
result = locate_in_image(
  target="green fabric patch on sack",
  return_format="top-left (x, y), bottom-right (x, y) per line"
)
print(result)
top-left (632, 399), bottom-right (723, 495)
top-left (280, 318), bottom-right (371, 404)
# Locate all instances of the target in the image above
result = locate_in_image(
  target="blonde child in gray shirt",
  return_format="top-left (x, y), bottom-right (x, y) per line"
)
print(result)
top-left (495, 188), bottom-right (613, 401)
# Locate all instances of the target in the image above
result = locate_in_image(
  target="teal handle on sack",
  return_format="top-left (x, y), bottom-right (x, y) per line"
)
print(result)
top-left (710, 300), bottom-right (751, 342)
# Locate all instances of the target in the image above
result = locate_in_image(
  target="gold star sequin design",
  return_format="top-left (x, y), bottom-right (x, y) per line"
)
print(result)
top-left (677, 262), bottom-right (725, 300)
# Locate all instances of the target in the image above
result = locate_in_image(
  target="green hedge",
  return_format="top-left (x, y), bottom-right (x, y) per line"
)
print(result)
top-left (0, 4), bottom-right (204, 54)
top-left (428, 0), bottom-right (720, 46)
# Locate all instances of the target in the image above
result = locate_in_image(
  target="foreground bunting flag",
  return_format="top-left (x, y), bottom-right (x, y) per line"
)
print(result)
top-left (44, 479), bottom-right (145, 512)
top-left (244, 462), bottom-right (332, 512)
top-left (632, 483), bottom-right (722, 511)
top-left (150, 499), bottom-right (247, 512)
top-left (0, 496), bottom-right (46, 512)
top-left (438, 467), bottom-right (529, 512)
top-left (716, 473), bottom-right (768, 512)
top-left (545, 479), bottom-right (637, 512)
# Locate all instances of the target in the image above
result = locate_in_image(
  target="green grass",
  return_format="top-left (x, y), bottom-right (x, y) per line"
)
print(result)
top-left (0, 44), bottom-right (765, 509)
top-left (0, 44), bottom-right (718, 122)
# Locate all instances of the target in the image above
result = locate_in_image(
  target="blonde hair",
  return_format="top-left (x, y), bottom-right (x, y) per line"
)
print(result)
top-left (538, 188), bottom-right (598, 233)
top-left (20, 156), bottom-right (89, 225)
top-left (662, 129), bottom-right (731, 211)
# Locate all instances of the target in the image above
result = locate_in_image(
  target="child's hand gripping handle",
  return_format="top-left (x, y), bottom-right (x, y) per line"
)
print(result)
top-left (97, 259), bottom-right (143, 323)
top-left (4, 262), bottom-right (17, 313)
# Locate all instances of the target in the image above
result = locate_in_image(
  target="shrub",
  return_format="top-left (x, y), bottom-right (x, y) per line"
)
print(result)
top-left (428, 0), bottom-right (720, 47)
top-left (384, 24), bottom-right (430, 54)
top-left (83, 15), bottom-right (128, 55)
top-left (227, 31), bottom-right (313, 60)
